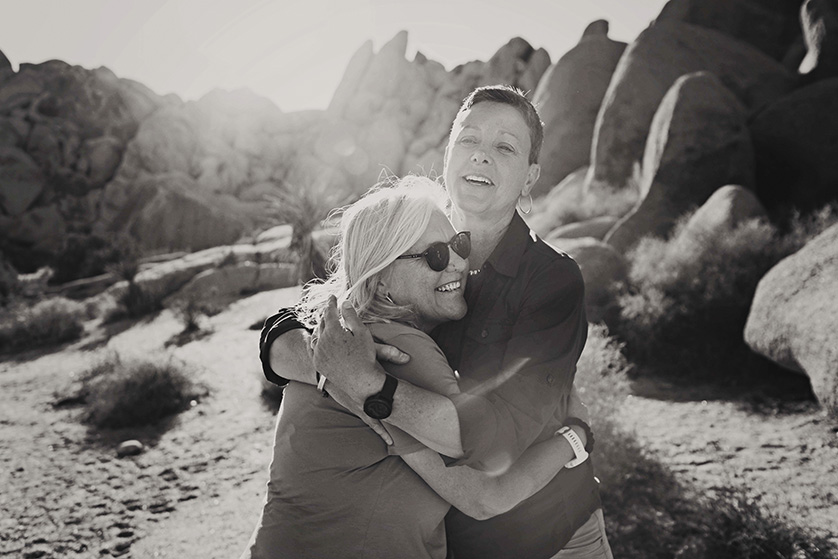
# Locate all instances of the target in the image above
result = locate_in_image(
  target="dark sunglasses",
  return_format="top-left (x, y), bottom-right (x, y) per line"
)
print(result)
top-left (395, 231), bottom-right (471, 272)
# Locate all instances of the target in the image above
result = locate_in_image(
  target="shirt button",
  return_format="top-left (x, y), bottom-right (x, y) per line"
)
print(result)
top-left (546, 374), bottom-right (554, 386)
top-left (481, 329), bottom-right (488, 338)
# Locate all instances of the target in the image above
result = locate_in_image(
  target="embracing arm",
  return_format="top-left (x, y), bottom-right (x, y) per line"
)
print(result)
top-left (259, 309), bottom-right (316, 385)
top-left (402, 423), bottom-right (586, 520)
top-left (260, 307), bottom-right (410, 387)
top-left (315, 254), bottom-right (587, 469)
top-left (313, 297), bottom-right (465, 457)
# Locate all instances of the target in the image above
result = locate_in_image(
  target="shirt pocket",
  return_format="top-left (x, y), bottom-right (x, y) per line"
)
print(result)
top-left (465, 318), bottom-right (513, 346)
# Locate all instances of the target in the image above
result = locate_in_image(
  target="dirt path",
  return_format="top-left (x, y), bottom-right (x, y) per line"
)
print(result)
top-left (617, 389), bottom-right (838, 545)
top-left (2, 286), bottom-right (837, 558)
top-left (1, 289), bottom-right (297, 559)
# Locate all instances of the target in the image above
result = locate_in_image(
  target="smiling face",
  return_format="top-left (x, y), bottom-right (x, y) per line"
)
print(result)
top-left (444, 101), bottom-right (541, 224)
top-left (382, 210), bottom-right (468, 333)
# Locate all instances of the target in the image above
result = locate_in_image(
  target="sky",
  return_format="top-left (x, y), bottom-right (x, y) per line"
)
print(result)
top-left (0, 0), bottom-right (669, 112)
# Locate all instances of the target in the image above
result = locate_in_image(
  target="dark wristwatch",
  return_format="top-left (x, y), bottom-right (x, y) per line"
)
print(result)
top-left (363, 375), bottom-right (399, 419)
top-left (564, 417), bottom-right (594, 453)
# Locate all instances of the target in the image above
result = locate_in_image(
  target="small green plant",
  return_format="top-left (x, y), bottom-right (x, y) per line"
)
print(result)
top-left (69, 352), bottom-right (207, 429)
top-left (0, 297), bottom-right (86, 353)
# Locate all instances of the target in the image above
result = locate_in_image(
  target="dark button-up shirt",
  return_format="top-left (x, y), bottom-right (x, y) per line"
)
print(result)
top-left (434, 212), bottom-right (600, 559)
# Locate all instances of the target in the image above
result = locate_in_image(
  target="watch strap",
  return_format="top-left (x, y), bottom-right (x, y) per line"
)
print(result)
top-left (556, 426), bottom-right (589, 468)
top-left (380, 374), bottom-right (398, 401)
top-left (563, 417), bottom-right (594, 453)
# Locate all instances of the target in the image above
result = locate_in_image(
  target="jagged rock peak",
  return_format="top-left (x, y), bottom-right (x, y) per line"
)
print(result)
top-left (583, 20), bottom-right (610, 39)
top-left (0, 48), bottom-right (11, 72)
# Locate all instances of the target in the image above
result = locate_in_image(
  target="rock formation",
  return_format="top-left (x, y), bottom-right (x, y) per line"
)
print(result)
top-left (531, 20), bottom-right (626, 195)
top-left (605, 72), bottom-right (754, 251)
top-left (744, 223), bottom-right (838, 412)
top-left (750, 78), bottom-right (838, 214)
top-left (799, 0), bottom-right (838, 81)
top-left (656, 0), bottom-right (803, 61)
top-left (589, 21), bottom-right (793, 191)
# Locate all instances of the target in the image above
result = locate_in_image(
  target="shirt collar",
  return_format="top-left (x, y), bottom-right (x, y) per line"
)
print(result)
top-left (484, 212), bottom-right (532, 278)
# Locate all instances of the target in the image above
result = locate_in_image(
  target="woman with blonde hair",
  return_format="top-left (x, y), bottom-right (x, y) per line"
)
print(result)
top-left (243, 175), bottom-right (589, 559)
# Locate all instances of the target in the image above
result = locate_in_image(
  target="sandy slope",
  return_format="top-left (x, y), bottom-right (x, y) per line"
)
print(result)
top-left (1, 286), bottom-right (836, 558)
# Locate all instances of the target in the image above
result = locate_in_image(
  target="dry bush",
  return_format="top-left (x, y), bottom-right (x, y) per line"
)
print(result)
top-left (69, 352), bottom-right (208, 429)
top-left (103, 281), bottom-right (165, 323)
top-left (575, 324), bottom-right (632, 421)
top-left (607, 204), bottom-right (838, 380)
top-left (0, 297), bottom-right (86, 352)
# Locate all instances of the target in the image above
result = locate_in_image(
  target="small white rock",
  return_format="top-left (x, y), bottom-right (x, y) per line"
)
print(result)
top-left (117, 440), bottom-right (144, 458)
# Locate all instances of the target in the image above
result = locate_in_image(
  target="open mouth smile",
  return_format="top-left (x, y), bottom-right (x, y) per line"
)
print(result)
top-left (436, 280), bottom-right (461, 293)
top-left (465, 175), bottom-right (494, 186)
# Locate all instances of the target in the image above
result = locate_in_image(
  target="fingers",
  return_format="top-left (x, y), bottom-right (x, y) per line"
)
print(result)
top-left (368, 420), bottom-right (393, 446)
top-left (340, 299), bottom-right (363, 332)
top-left (321, 295), bottom-right (340, 329)
top-left (374, 343), bottom-right (410, 365)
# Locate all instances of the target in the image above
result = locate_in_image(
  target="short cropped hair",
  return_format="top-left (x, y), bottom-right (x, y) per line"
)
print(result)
top-left (452, 85), bottom-right (544, 165)
top-left (295, 176), bottom-right (449, 329)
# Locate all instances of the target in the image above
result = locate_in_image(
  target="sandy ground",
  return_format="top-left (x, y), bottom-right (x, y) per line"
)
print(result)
top-left (2, 286), bottom-right (836, 558)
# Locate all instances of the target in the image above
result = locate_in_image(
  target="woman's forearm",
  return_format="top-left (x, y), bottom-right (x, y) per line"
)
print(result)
top-left (268, 328), bottom-right (317, 385)
top-left (386, 379), bottom-right (464, 458)
top-left (401, 428), bottom-right (582, 520)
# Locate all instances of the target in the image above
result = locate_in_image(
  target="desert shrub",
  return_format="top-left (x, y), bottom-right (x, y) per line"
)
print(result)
top-left (72, 352), bottom-right (207, 429)
top-left (0, 297), bottom-right (86, 352)
top-left (265, 178), bottom-right (352, 285)
top-left (172, 294), bottom-right (207, 334)
top-left (103, 281), bottom-right (165, 322)
top-left (50, 232), bottom-right (138, 285)
top-left (608, 205), bottom-right (838, 381)
top-left (103, 248), bottom-right (165, 321)
top-left (574, 324), bottom-right (632, 421)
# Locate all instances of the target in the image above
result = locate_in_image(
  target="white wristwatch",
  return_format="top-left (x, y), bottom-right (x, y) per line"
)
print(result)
top-left (556, 426), bottom-right (589, 468)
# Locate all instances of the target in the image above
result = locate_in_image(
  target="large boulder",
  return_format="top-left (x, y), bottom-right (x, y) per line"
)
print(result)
top-left (675, 185), bottom-right (767, 251)
top-left (0, 147), bottom-right (45, 215)
top-left (526, 167), bottom-right (588, 236)
top-left (799, 0), bottom-right (838, 81)
top-left (750, 78), bottom-right (838, 214)
top-left (656, 0), bottom-right (803, 60)
top-left (532, 20), bottom-right (626, 195)
top-left (589, 21), bottom-right (794, 191)
top-left (744, 223), bottom-right (838, 413)
top-left (0, 204), bottom-right (66, 255)
top-left (605, 72), bottom-right (753, 251)
top-left (548, 237), bottom-right (627, 322)
top-left (99, 172), bottom-right (254, 252)
top-left (0, 59), bottom-right (168, 272)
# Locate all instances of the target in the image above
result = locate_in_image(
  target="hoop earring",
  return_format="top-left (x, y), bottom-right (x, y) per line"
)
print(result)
top-left (517, 193), bottom-right (533, 215)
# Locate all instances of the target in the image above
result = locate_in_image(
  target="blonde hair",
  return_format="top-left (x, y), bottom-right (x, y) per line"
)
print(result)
top-left (295, 176), bottom-right (449, 329)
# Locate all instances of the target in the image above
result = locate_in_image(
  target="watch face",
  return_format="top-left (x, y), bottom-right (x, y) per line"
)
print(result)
top-left (364, 398), bottom-right (391, 420)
